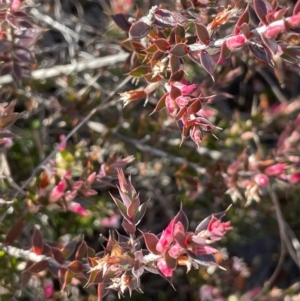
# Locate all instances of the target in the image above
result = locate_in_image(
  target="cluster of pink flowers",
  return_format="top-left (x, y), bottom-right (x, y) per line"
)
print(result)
top-left (144, 207), bottom-right (232, 277)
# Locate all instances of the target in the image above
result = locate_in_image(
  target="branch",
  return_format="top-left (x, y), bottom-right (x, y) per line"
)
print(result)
top-left (0, 52), bottom-right (129, 85)
top-left (0, 242), bottom-right (62, 268)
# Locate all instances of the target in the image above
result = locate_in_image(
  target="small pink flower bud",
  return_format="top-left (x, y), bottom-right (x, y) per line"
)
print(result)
top-left (254, 173), bottom-right (269, 187)
top-left (58, 135), bottom-right (67, 151)
top-left (287, 14), bottom-right (300, 28)
top-left (0, 138), bottom-right (13, 148)
top-left (68, 202), bottom-right (89, 216)
top-left (264, 24), bottom-right (284, 39)
top-left (64, 190), bottom-right (77, 202)
top-left (49, 180), bottom-right (67, 202)
top-left (64, 170), bottom-right (72, 180)
top-left (101, 214), bottom-right (121, 228)
top-left (226, 35), bottom-right (246, 50)
top-left (72, 181), bottom-right (83, 191)
top-left (83, 189), bottom-right (98, 196)
top-left (86, 172), bottom-right (96, 185)
top-left (264, 163), bottom-right (286, 176)
top-left (289, 172), bottom-right (300, 184)
top-left (44, 279), bottom-right (54, 298)
top-left (227, 161), bottom-right (240, 175)
top-left (157, 258), bottom-right (173, 277)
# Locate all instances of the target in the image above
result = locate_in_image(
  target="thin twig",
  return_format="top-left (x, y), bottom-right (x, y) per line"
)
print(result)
top-left (268, 185), bottom-right (300, 267)
top-left (0, 52), bottom-right (129, 85)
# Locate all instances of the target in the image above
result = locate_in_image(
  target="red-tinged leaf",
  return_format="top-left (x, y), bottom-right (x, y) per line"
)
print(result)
top-left (4, 216), bottom-right (26, 245)
top-left (239, 23), bottom-right (251, 38)
top-left (170, 43), bottom-right (188, 57)
top-left (154, 38), bottom-right (170, 51)
top-left (97, 282), bottom-right (108, 301)
top-left (294, 0), bottom-right (300, 15)
top-left (150, 93), bottom-right (167, 115)
top-left (25, 261), bottom-right (49, 273)
top-left (170, 84), bottom-right (182, 100)
top-left (87, 246), bottom-right (96, 257)
top-left (155, 9), bottom-right (177, 27)
top-left (175, 96), bottom-right (190, 107)
top-left (67, 260), bottom-right (84, 274)
top-left (49, 245), bottom-right (65, 264)
top-left (0, 63), bottom-right (12, 76)
top-left (13, 47), bottom-right (35, 64)
top-left (200, 51), bottom-right (215, 81)
top-left (111, 13), bottom-right (134, 32)
top-left (109, 192), bottom-right (130, 222)
top-left (127, 195), bottom-right (140, 219)
top-left (253, 0), bottom-right (268, 25)
top-left (86, 270), bottom-right (104, 286)
top-left (151, 50), bottom-right (164, 62)
top-left (58, 268), bottom-right (66, 285)
top-left (61, 240), bottom-right (77, 259)
top-left (62, 270), bottom-right (74, 290)
top-left (75, 240), bottom-right (87, 261)
top-left (248, 43), bottom-right (271, 64)
top-left (21, 271), bottom-right (32, 289)
top-left (122, 219), bottom-right (136, 234)
top-left (128, 65), bottom-right (150, 78)
top-left (133, 200), bottom-right (148, 225)
top-left (261, 34), bottom-right (282, 56)
top-left (176, 106), bottom-right (187, 120)
top-left (170, 54), bottom-right (180, 74)
top-left (144, 73), bottom-right (162, 83)
top-left (166, 94), bottom-right (178, 116)
top-left (145, 44), bottom-right (158, 54)
top-left (175, 24), bottom-right (185, 43)
top-left (32, 227), bottom-right (43, 255)
top-left (190, 127), bottom-right (204, 145)
top-left (0, 39), bottom-right (11, 52)
top-left (186, 251), bottom-right (217, 266)
top-left (217, 41), bottom-right (231, 64)
top-left (12, 61), bottom-right (22, 82)
top-left (129, 21), bottom-right (150, 40)
top-left (142, 232), bottom-right (160, 255)
top-left (174, 207), bottom-right (189, 232)
top-left (195, 23), bottom-right (209, 45)
top-left (170, 69), bottom-right (184, 82)
top-left (187, 99), bottom-right (202, 114)
top-left (234, 5), bottom-right (249, 35)
top-left (164, 249), bottom-right (177, 269)
top-left (174, 230), bottom-right (187, 248)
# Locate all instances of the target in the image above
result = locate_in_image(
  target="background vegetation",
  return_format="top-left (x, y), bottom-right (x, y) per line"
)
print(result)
top-left (0, 0), bottom-right (300, 300)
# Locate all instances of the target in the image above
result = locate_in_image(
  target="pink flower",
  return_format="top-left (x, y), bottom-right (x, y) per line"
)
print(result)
top-left (206, 216), bottom-right (233, 241)
top-left (165, 82), bottom-right (196, 95)
top-left (68, 202), bottom-right (89, 216)
top-left (0, 138), bottom-right (13, 148)
top-left (156, 220), bottom-right (174, 253)
top-left (44, 279), bottom-right (54, 298)
top-left (253, 173), bottom-right (269, 187)
top-left (102, 214), bottom-right (121, 229)
top-left (168, 243), bottom-right (184, 258)
top-left (264, 164), bottom-right (286, 176)
top-left (157, 258), bottom-right (173, 277)
top-left (49, 180), bottom-right (67, 203)
top-left (289, 172), bottom-right (300, 184)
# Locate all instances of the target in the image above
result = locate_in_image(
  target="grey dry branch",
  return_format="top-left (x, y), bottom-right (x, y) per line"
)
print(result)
top-left (0, 52), bottom-right (129, 85)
